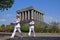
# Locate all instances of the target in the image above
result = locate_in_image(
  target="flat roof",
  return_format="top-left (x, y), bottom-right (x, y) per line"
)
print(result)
top-left (16, 6), bottom-right (44, 15)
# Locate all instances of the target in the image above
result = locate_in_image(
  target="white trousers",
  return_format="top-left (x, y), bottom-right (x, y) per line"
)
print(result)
top-left (28, 26), bottom-right (35, 37)
top-left (11, 27), bottom-right (22, 38)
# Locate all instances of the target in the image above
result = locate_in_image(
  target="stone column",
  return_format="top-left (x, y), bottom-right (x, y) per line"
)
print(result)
top-left (38, 12), bottom-right (39, 21)
top-left (24, 12), bottom-right (25, 20)
top-left (25, 11), bottom-right (27, 20)
top-left (22, 12), bottom-right (24, 21)
top-left (40, 13), bottom-right (43, 22)
top-left (39, 13), bottom-right (41, 21)
top-left (26, 11), bottom-right (28, 20)
top-left (28, 11), bottom-right (30, 20)
top-left (33, 10), bottom-right (34, 19)
top-left (20, 12), bottom-right (22, 21)
top-left (38, 12), bottom-right (41, 21)
top-left (36, 11), bottom-right (38, 21)
top-left (19, 12), bottom-right (21, 20)
top-left (42, 14), bottom-right (44, 22)
top-left (41, 14), bottom-right (44, 22)
top-left (34, 10), bottom-right (36, 20)
top-left (36, 11), bottom-right (37, 20)
top-left (31, 10), bottom-right (33, 18)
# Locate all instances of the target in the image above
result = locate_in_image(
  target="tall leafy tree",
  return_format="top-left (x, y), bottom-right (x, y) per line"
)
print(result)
top-left (0, 0), bottom-right (14, 11)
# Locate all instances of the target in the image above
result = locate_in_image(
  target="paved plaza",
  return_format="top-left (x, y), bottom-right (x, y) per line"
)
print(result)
top-left (0, 32), bottom-right (60, 40)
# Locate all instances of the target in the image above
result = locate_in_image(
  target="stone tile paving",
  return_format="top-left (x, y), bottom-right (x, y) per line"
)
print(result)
top-left (0, 32), bottom-right (60, 40)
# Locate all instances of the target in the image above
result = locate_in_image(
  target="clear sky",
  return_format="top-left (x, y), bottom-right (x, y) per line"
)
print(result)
top-left (0, 0), bottom-right (60, 25)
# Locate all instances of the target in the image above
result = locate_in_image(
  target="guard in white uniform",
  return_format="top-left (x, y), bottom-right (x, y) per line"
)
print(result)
top-left (28, 17), bottom-right (35, 37)
top-left (10, 14), bottom-right (23, 38)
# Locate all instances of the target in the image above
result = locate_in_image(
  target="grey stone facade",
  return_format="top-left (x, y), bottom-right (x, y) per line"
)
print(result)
top-left (16, 6), bottom-right (44, 22)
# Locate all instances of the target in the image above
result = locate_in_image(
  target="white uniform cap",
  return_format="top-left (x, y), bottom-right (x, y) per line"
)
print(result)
top-left (17, 14), bottom-right (19, 16)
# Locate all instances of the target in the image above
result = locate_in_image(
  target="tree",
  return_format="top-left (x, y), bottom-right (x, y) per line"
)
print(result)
top-left (1, 24), bottom-right (5, 27)
top-left (5, 25), bottom-right (14, 32)
top-left (0, 0), bottom-right (14, 11)
top-left (49, 21), bottom-right (59, 33)
top-left (0, 24), bottom-right (5, 32)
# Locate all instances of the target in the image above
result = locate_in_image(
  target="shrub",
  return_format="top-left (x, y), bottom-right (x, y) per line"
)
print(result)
top-left (21, 24), bottom-right (29, 32)
top-left (0, 27), bottom-right (2, 32)
top-left (0, 27), bottom-right (5, 32)
top-left (9, 25), bottom-right (14, 32)
top-left (34, 26), bottom-right (42, 33)
top-left (5, 25), bottom-right (14, 32)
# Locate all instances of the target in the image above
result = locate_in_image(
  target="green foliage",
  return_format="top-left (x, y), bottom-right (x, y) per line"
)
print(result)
top-left (0, 21), bottom-right (60, 33)
top-left (34, 22), bottom-right (48, 33)
top-left (1, 24), bottom-right (5, 27)
top-left (48, 27), bottom-right (52, 33)
top-left (0, 27), bottom-right (3, 32)
top-left (49, 21), bottom-right (60, 33)
top-left (5, 25), bottom-right (14, 32)
top-left (0, 24), bottom-right (5, 32)
top-left (21, 24), bottom-right (29, 32)
top-left (34, 26), bottom-right (42, 32)
top-left (0, 0), bottom-right (14, 11)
